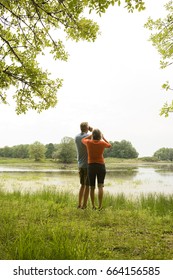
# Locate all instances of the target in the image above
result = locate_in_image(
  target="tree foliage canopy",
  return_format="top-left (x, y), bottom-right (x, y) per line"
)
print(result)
top-left (104, 139), bottom-right (139, 159)
top-left (145, 1), bottom-right (173, 117)
top-left (0, 0), bottom-right (145, 114)
top-left (58, 136), bottom-right (76, 163)
top-left (29, 141), bottom-right (46, 161)
top-left (154, 147), bottom-right (173, 161)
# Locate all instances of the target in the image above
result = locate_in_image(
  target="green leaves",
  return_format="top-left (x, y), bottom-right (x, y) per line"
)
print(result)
top-left (0, 0), bottom-right (145, 114)
top-left (29, 141), bottom-right (46, 161)
top-left (160, 82), bottom-right (173, 117)
top-left (87, 0), bottom-right (145, 15)
top-left (66, 17), bottom-right (99, 42)
top-left (145, 1), bottom-right (173, 117)
top-left (160, 100), bottom-right (173, 118)
top-left (0, 0), bottom-right (67, 113)
top-left (59, 137), bottom-right (76, 163)
top-left (162, 81), bottom-right (170, 91)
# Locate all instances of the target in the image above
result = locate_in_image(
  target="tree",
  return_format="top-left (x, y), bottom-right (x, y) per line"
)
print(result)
top-left (104, 139), bottom-right (138, 158)
top-left (0, 144), bottom-right (29, 158)
top-left (0, 0), bottom-right (145, 114)
top-left (29, 141), bottom-right (46, 161)
top-left (118, 140), bottom-right (138, 158)
top-left (169, 148), bottom-right (173, 161)
top-left (52, 150), bottom-right (60, 161)
top-left (58, 136), bottom-right (76, 163)
top-left (12, 144), bottom-right (29, 158)
top-left (145, 1), bottom-right (173, 117)
top-left (154, 147), bottom-right (173, 161)
top-left (45, 143), bottom-right (55, 158)
top-left (0, 145), bottom-right (13, 157)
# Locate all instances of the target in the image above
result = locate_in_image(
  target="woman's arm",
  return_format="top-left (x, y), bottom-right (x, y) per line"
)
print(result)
top-left (102, 135), bottom-right (112, 147)
top-left (102, 135), bottom-right (110, 144)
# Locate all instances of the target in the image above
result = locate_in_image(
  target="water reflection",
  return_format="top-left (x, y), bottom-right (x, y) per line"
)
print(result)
top-left (107, 167), bottom-right (138, 179)
top-left (0, 165), bottom-right (173, 197)
top-left (154, 164), bottom-right (173, 174)
top-left (106, 166), bottom-right (173, 197)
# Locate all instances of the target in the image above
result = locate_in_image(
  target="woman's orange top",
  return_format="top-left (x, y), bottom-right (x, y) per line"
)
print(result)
top-left (82, 139), bottom-right (111, 164)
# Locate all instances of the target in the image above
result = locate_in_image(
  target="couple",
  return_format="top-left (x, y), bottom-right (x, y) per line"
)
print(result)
top-left (75, 122), bottom-right (111, 210)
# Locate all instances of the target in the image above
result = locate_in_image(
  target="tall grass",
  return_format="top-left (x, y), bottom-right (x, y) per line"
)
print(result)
top-left (0, 189), bottom-right (173, 260)
top-left (139, 193), bottom-right (173, 216)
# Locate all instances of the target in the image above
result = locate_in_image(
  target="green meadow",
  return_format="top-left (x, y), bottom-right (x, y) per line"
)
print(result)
top-left (1, 188), bottom-right (173, 260)
top-left (0, 158), bottom-right (173, 260)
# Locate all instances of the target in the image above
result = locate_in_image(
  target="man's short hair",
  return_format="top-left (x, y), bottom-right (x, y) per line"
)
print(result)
top-left (80, 122), bottom-right (88, 132)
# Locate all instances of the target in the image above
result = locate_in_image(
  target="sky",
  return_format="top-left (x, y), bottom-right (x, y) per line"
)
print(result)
top-left (0, 0), bottom-right (172, 157)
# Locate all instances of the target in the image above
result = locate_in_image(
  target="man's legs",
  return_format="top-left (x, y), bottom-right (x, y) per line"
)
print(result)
top-left (82, 185), bottom-right (89, 208)
top-left (78, 184), bottom-right (90, 208)
top-left (78, 168), bottom-right (89, 208)
top-left (82, 168), bottom-right (90, 208)
top-left (78, 184), bottom-right (85, 208)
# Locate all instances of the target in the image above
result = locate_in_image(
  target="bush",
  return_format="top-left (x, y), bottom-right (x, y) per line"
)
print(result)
top-left (140, 157), bottom-right (159, 162)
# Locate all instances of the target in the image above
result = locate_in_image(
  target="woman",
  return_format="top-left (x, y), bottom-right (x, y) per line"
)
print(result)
top-left (82, 129), bottom-right (111, 209)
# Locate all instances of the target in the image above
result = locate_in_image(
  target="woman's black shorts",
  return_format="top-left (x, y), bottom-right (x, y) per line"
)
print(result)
top-left (88, 163), bottom-right (106, 188)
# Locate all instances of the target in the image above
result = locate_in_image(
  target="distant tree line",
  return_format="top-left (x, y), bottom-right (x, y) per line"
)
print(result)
top-left (0, 137), bottom-right (140, 163)
top-left (0, 137), bottom-right (77, 163)
top-left (1, 138), bottom-right (173, 162)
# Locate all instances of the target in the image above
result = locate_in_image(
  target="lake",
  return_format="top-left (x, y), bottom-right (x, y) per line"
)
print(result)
top-left (0, 164), bottom-right (173, 197)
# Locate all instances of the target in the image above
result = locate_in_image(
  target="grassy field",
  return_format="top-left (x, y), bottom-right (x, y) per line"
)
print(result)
top-left (0, 157), bottom-right (69, 169)
top-left (0, 189), bottom-right (173, 260)
top-left (0, 157), bottom-right (172, 170)
top-left (0, 157), bottom-right (173, 260)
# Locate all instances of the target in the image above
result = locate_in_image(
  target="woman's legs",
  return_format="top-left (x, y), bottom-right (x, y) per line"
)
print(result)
top-left (90, 187), bottom-right (96, 208)
top-left (88, 164), bottom-right (106, 209)
top-left (88, 164), bottom-right (96, 208)
top-left (97, 164), bottom-right (106, 209)
top-left (98, 184), bottom-right (104, 209)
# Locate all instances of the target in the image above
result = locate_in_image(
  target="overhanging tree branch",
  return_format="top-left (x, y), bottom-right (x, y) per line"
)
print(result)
top-left (0, 0), bottom-right (145, 114)
top-left (145, 1), bottom-right (173, 117)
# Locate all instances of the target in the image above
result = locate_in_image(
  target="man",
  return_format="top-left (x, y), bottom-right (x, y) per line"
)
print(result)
top-left (75, 122), bottom-right (92, 209)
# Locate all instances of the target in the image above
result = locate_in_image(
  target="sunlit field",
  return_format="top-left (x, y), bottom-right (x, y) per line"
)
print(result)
top-left (0, 189), bottom-right (173, 260)
top-left (0, 158), bottom-right (173, 260)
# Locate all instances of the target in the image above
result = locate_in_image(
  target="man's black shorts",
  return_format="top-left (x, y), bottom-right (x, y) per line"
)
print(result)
top-left (79, 168), bottom-right (89, 186)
